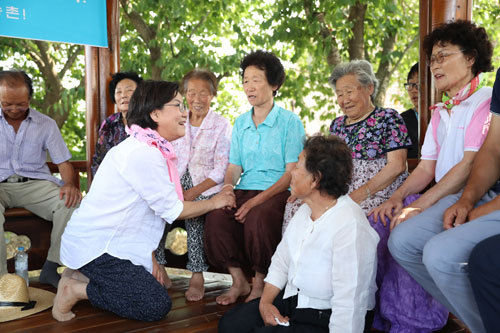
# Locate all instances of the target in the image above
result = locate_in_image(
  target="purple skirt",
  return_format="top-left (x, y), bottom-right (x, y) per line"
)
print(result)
top-left (370, 194), bottom-right (448, 332)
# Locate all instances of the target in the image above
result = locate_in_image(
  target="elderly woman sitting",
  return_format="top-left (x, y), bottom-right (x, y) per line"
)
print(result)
top-left (154, 68), bottom-right (231, 301)
top-left (283, 59), bottom-right (422, 330)
top-left (204, 50), bottom-right (305, 306)
top-left (91, 71), bottom-right (142, 177)
top-left (383, 20), bottom-right (494, 332)
top-left (52, 80), bottom-right (235, 322)
top-left (218, 135), bottom-right (379, 332)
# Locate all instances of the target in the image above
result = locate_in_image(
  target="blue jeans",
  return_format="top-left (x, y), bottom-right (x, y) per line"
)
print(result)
top-left (388, 191), bottom-right (500, 333)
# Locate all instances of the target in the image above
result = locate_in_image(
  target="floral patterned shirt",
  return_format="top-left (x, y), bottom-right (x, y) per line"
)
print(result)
top-left (329, 107), bottom-right (411, 160)
top-left (91, 112), bottom-right (128, 177)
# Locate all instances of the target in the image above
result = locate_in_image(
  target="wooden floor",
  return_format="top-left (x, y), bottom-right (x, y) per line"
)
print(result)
top-left (0, 274), bottom-right (240, 332)
top-left (1, 272), bottom-right (471, 333)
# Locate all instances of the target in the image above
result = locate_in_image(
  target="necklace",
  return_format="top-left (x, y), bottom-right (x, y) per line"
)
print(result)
top-left (323, 198), bottom-right (337, 213)
top-left (312, 198), bottom-right (337, 221)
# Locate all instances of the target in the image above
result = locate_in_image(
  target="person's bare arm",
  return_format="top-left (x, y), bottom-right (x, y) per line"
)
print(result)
top-left (259, 283), bottom-right (288, 326)
top-left (444, 114), bottom-right (500, 229)
top-left (178, 189), bottom-right (236, 220)
top-left (371, 159), bottom-right (436, 223)
top-left (183, 178), bottom-right (218, 201)
top-left (351, 149), bottom-right (407, 205)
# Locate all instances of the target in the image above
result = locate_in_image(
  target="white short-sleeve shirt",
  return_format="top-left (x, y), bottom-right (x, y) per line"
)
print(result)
top-left (421, 87), bottom-right (492, 182)
top-left (61, 137), bottom-right (184, 273)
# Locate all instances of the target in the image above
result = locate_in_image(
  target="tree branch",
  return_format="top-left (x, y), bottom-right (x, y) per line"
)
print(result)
top-left (347, 1), bottom-right (367, 61)
top-left (60, 45), bottom-right (83, 78)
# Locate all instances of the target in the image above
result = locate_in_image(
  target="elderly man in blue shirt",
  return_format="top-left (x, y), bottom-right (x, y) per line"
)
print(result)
top-left (0, 69), bottom-right (81, 288)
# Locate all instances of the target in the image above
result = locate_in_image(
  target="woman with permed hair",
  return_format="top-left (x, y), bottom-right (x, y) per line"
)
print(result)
top-left (218, 135), bottom-right (379, 332)
top-left (372, 20), bottom-right (494, 332)
top-left (204, 50), bottom-right (305, 306)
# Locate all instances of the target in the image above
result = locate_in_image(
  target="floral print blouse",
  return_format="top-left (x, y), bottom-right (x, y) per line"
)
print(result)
top-left (91, 112), bottom-right (128, 177)
top-left (329, 107), bottom-right (412, 160)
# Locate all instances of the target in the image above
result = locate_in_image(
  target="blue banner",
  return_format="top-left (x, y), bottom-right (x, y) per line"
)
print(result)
top-left (0, 0), bottom-right (108, 47)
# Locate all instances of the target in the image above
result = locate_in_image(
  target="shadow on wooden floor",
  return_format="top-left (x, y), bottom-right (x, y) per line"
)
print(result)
top-left (0, 274), bottom-right (240, 332)
top-left (1, 271), bottom-right (471, 332)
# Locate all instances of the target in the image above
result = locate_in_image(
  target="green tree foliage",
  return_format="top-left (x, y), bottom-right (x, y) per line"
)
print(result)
top-left (118, 0), bottom-right (263, 122)
top-left (0, 39), bottom-right (86, 159)
top-left (0, 0), bottom-right (498, 157)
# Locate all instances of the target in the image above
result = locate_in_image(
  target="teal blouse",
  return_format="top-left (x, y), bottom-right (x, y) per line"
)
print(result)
top-left (230, 104), bottom-right (305, 191)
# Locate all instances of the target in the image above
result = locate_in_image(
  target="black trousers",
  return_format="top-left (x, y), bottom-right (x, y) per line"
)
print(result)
top-left (219, 290), bottom-right (331, 333)
top-left (469, 234), bottom-right (500, 332)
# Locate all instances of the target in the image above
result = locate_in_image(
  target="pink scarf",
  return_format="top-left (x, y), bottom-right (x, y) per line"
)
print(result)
top-left (126, 124), bottom-right (184, 200)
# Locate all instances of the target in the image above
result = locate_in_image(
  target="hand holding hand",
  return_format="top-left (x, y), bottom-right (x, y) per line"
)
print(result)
top-left (210, 188), bottom-right (236, 210)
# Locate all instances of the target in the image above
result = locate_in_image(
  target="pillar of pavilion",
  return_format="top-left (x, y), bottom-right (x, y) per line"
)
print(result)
top-left (85, 0), bottom-right (120, 186)
top-left (418, 0), bottom-right (472, 152)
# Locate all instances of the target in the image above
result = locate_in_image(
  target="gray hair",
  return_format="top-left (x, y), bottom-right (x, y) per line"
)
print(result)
top-left (180, 68), bottom-right (218, 97)
top-left (328, 60), bottom-right (379, 98)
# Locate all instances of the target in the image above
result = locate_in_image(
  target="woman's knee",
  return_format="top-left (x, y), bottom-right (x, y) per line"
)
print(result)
top-left (142, 289), bottom-right (171, 321)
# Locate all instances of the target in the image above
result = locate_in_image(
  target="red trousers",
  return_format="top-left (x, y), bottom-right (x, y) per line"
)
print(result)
top-left (204, 190), bottom-right (290, 275)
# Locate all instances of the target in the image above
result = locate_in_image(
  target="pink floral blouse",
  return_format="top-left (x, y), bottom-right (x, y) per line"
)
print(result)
top-left (171, 109), bottom-right (231, 197)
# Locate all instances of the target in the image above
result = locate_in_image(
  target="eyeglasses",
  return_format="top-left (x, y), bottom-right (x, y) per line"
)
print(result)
top-left (404, 83), bottom-right (419, 91)
top-left (164, 102), bottom-right (186, 113)
top-left (0, 101), bottom-right (29, 112)
top-left (428, 50), bottom-right (464, 66)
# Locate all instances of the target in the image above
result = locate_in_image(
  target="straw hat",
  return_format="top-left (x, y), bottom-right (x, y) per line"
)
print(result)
top-left (0, 274), bottom-right (55, 322)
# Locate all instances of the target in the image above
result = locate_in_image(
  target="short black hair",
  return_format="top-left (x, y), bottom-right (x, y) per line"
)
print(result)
top-left (423, 20), bottom-right (493, 76)
top-left (126, 80), bottom-right (179, 130)
top-left (303, 135), bottom-right (353, 198)
top-left (240, 50), bottom-right (285, 96)
top-left (0, 69), bottom-right (33, 98)
top-left (108, 71), bottom-right (143, 104)
top-left (407, 63), bottom-right (418, 82)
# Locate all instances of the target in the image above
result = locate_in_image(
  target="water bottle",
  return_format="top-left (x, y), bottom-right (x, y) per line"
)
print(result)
top-left (15, 246), bottom-right (29, 286)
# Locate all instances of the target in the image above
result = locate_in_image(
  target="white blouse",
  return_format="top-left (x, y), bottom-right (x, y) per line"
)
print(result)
top-left (61, 137), bottom-right (184, 273)
top-left (265, 195), bottom-right (379, 332)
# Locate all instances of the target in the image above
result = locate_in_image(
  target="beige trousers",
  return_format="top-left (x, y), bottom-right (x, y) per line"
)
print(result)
top-left (0, 180), bottom-right (77, 274)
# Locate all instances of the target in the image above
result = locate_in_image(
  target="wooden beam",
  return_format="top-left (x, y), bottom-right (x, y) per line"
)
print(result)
top-left (85, 0), bottom-right (120, 186)
top-left (418, 0), bottom-right (472, 151)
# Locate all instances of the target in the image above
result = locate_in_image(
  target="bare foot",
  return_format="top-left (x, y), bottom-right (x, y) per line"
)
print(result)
top-left (216, 281), bottom-right (251, 306)
top-left (52, 273), bottom-right (77, 321)
top-left (245, 273), bottom-right (265, 303)
top-left (185, 272), bottom-right (205, 301)
top-left (245, 285), bottom-right (264, 303)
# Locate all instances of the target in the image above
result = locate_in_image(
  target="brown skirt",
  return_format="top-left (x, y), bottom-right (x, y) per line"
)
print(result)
top-left (204, 190), bottom-right (290, 275)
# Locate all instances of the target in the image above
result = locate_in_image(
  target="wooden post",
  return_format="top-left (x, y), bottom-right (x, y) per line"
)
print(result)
top-left (85, 0), bottom-right (120, 186)
top-left (418, 0), bottom-right (472, 150)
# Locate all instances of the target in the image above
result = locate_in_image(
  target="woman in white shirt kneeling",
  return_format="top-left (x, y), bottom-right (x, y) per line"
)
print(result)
top-left (219, 135), bottom-right (379, 332)
top-left (51, 80), bottom-right (235, 322)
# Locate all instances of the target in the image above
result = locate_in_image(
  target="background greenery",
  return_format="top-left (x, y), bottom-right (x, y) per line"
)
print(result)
top-left (1, 0), bottom-right (499, 161)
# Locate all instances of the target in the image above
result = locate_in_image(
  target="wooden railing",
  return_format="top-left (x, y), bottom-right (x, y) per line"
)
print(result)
top-left (4, 160), bottom-right (87, 272)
